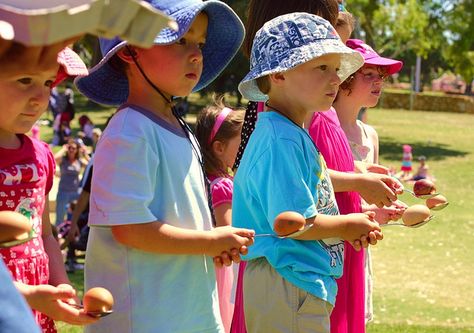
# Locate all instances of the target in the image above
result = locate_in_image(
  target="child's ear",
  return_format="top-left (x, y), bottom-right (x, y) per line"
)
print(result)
top-left (269, 72), bottom-right (286, 86)
top-left (211, 140), bottom-right (225, 157)
top-left (116, 47), bottom-right (138, 64)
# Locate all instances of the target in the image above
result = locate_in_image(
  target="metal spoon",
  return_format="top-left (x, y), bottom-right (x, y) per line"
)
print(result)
top-left (403, 188), bottom-right (439, 200)
top-left (69, 304), bottom-right (114, 318)
top-left (255, 223), bottom-right (314, 239)
top-left (429, 202), bottom-right (449, 211)
top-left (380, 215), bottom-right (434, 228)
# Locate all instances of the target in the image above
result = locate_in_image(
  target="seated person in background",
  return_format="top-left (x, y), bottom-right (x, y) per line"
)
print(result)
top-left (412, 155), bottom-right (435, 182)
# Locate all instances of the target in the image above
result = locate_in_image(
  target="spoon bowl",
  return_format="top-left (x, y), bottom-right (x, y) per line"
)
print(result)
top-left (429, 202), bottom-right (449, 211)
top-left (381, 215), bottom-right (434, 229)
top-left (69, 304), bottom-right (114, 318)
top-left (403, 188), bottom-right (439, 200)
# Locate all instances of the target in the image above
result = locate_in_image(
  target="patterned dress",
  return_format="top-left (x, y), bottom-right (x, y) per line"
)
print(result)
top-left (0, 135), bottom-right (57, 333)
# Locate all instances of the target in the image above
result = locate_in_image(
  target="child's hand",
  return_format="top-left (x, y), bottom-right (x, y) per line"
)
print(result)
top-left (213, 246), bottom-right (250, 268)
top-left (357, 173), bottom-right (401, 207)
top-left (362, 200), bottom-right (407, 224)
top-left (351, 229), bottom-right (384, 251)
top-left (208, 226), bottom-right (254, 258)
top-left (18, 283), bottom-right (98, 325)
top-left (340, 212), bottom-right (382, 248)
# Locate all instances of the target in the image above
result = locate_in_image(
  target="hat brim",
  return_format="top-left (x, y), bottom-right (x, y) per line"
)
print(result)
top-left (52, 47), bottom-right (88, 88)
top-left (75, 1), bottom-right (243, 106)
top-left (364, 56), bottom-right (403, 75)
top-left (238, 39), bottom-right (364, 102)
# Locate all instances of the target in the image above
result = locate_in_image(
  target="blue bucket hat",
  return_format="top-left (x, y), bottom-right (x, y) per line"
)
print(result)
top-left (238, 13), bottom-right (364, 102)
top-left (75, 0), bottom-right (244, 106)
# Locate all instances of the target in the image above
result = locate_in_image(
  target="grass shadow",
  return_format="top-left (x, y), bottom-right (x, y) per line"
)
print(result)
top-left (379, 136), bottom-right (469, 162)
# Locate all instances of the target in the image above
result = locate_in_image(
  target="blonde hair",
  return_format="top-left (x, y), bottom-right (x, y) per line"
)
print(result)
top-left (195, 95), bottom-right (245, 175)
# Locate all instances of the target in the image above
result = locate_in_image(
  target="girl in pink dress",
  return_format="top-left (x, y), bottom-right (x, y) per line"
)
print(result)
top-left (0, 47), bottom-right (96, 332)
top-left (195, 99), bottom-right (245, 333)
top-left (334, 39), bottom-right (407, 326)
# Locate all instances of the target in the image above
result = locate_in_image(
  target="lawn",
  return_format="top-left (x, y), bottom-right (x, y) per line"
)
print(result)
top-left (46, 96), bottom-right (474, 333)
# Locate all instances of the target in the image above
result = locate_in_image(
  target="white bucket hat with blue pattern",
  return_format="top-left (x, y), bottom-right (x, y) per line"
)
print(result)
top-left (238, 12), bottom-right (364, 102)
top-left (75, 0), bottom-right (244, 106)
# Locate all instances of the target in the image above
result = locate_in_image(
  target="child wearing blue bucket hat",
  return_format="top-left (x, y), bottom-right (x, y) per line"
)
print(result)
top-left (233, 13), bottom-right (384, 333)
top-left (75, 1), bottom-right (255, 332)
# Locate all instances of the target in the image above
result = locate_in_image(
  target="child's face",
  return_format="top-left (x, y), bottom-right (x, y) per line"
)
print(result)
top-left (0, 66), bottom-right (57, 139)
top-left (135, 12), bottom-right (208, 97)
top-left (221, 131), bottom-right (242, 170)
top-left (336, 19), bottom-right (352, 43)
top-left (349, 65), bottom-right (386, 107)
top-left (282, 54), bottom-right (341, 112)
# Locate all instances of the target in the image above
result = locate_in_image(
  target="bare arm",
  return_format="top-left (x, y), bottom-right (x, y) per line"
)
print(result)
top-left (112, 222), bottom-right (254, 257)
top-left (214, 203), bottom-right (232, 228)
top-left (329, 169), bottom-right (402, 207)
top-left (294, 213), bottom-right (381, 241)
top-left (53, 146), bottom-right (66, 164)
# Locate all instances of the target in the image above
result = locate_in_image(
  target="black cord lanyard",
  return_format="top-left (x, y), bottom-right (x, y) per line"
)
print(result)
top-left (128, 46), bottom-right (216, 226)
top-left (264, 101), bottom-right (320, 153)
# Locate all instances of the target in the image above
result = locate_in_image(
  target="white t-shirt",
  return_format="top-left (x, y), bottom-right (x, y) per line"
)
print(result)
top-left (85, 105), bottom-right (223, 333)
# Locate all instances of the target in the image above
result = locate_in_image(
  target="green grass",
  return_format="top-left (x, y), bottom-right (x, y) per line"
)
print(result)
top-left (50, 101), bottom-right (474, 333)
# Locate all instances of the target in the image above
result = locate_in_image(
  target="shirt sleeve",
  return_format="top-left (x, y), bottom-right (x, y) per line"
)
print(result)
top-left (210, 177), bottom-right (233, 208)
top-left (247, 139), bottom-right (318, 229)
top-left (88, 133), bottom-right (159, 226)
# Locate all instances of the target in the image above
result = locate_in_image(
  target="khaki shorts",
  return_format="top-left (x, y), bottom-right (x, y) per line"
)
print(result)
top-left (244, 258), bottom-right (333, 333)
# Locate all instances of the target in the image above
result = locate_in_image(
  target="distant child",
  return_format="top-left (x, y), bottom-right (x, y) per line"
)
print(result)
top-left (0, 47), bottom-right (96, 332)
top-left (412, 155), bottom-right (432, 181)
top-left (75, 1), bottom-right (254, 332)
top-left (234, 13), bottom-right (383, 333)
top-left (195, 97), bottom-right (245, 333)
top-left (401, 144), bottom-right (413, 179)
top-left (333, 38), bottom-right (407, 324)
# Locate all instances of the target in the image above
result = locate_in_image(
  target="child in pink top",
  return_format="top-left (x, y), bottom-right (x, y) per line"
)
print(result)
top-left (196, 98), bottom-right (245, 333)
top-left (0, 47), bottom-right (96, 332)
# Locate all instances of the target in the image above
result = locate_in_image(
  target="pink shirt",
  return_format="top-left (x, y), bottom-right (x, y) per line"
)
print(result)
top-left (0, 135), bottom-right (56, 332)
top-left (208, 175), bottom-right (234, 208)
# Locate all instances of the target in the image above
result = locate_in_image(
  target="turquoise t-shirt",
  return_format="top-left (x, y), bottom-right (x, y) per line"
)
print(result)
top-left (233, 112), bottom-right (344, 305)
top-left (85, 106), bottom-right (223, 333)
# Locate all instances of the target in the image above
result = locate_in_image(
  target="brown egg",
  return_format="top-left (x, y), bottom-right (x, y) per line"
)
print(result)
top-left (83, 287), bottom-right (114, 313)
top-left (413, 179), bottom-right (437, 196)
top-left (426, 195), bottom-right (448, 209)
top-left (401, 205), bottom-right (431, 226)
top-left (273, 211), bottom-right (306, 236)
top-left (0, 211), bottom-right (31, 244)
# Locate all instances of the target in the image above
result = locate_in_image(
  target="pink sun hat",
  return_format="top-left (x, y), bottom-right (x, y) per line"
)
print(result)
top-left (346, 39), bottom-right (403, 75)
top-left (52, 47), bottom-right (88, 87)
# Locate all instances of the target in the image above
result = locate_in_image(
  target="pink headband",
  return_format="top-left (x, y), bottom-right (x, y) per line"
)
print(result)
top-left (208, 107), bottom-right (233, 144)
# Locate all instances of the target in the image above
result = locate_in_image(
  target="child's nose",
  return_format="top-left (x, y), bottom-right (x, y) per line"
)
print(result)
top-left (331, 71), bottom-right (342, 85)
top-left (31, 86), bottom-right (50, 107)
top-left (189, 45), bottom-right (203, 63)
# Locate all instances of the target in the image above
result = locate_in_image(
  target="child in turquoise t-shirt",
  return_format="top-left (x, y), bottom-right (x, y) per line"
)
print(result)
top-left (234, 13), bottom-right (383, 333)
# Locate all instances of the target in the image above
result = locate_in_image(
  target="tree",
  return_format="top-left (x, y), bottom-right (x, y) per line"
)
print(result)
top-left (441, 0), bottom-right (474, 94)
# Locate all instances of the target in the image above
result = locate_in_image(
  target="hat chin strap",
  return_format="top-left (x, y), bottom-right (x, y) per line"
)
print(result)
top-left (126, 45), bottom-right (175, 108)
top-left (125, 47), bottom-right (217, 227)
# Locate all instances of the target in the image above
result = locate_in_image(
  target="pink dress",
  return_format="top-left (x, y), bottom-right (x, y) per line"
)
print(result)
top-left (0, 135), bottom-right (57, 333)
top-left (308, 109), bottom-right (366, 333)
top-left (209, 174), bottom-right (236, 333)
